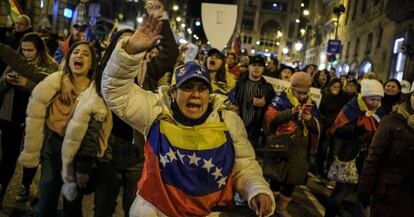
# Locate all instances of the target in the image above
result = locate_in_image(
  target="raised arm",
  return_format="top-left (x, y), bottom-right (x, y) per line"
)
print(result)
top-left (0, 43), bottom-right (52, 83)
top-left (147, 7), bottom-right (179, 83)
top-left (101, 13), bottom-right (164, 135)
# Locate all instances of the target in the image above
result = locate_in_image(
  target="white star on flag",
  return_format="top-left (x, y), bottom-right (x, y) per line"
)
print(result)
top-left (202, 158), bottom-right (215, 173)
top-left (188, 152), bottom-right (201, 166)
top-left (159, 154), bottom-right (169, 167)
top-left (176, 150), bottom-right (186, 163)
top-left (212, 167), bottom-right (223, 180)
top-left (166, 148), bottom-right (177, 162)
top-left (217, 176), bottom-right (227, 188)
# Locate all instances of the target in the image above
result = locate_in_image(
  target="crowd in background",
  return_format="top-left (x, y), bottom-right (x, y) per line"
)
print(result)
top-left (0, 1), bottom-right (413, 217)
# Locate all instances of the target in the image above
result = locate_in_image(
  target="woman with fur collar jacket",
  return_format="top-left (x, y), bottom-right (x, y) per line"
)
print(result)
top-left (18, 42), bottom-right (110, 216)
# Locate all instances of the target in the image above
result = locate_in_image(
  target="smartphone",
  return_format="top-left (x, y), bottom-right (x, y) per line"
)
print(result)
top-left (302, 104), bottom-right (312, 113)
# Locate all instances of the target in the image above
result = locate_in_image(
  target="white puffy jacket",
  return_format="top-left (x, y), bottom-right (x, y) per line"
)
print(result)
top-left (19, 71), bottom-right (65, 168)
top-left (102, 37), bottom-right (275, 214)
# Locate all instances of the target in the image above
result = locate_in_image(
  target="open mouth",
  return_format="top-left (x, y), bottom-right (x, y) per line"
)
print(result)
top-left (186, 102), bottom-right (202, 112)
top-left (209, 60), bottom-right (216, 66)
top-left (74, 60), bottom-right (84, 69)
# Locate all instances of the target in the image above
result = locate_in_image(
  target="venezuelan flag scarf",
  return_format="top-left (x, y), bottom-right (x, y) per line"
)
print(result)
top-left (265, 88), bottom-right (318, 137)
top-left (329, 94), bottom-right (384, 135)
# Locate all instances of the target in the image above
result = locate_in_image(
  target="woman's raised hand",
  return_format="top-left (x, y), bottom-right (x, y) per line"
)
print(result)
top-left (146, 0), bottom-right (164, 20)
top-left (125, 13), bottom-right (163, 55)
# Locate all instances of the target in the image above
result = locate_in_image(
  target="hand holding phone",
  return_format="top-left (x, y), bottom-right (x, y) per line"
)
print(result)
top-left (301, 104), bottom-right (312, 113)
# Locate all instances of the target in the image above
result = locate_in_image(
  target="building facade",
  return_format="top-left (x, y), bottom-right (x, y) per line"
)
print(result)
top-left (305, 0), bottom-right (414, 82)
top-left (235, 0), bottom-right (306, 62)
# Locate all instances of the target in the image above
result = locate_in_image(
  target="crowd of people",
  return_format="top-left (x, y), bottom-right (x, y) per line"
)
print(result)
top-left (0, 1), bottom-right (413, 217)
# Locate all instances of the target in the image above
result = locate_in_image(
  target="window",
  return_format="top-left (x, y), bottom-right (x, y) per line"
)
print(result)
top-left (366, 33), bottom-right (373, 54)
top-left (241, 19), bottom-right (254, 31)
top-left (377, 27), bottom-right (383, 48)
top-left (288, 22), bottom-right (295, 38)
top-left (352, 0), bottom-right (358, 20)
top-left (345, 0), bottom-right (351, 25)
top-left (354, 37), bottom-right (360, 56)
top-left (346, 41), bottom-right (351, 57)
top-left (361, 0), bottom-right (367, 14)
top-left (393, 37), bottom-right (407, 80)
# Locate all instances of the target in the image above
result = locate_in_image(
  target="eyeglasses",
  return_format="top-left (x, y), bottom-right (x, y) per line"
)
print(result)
top-left (179, 83), bottom-right (210, 93)
top-left (292, 89), bottom-right (308, 97)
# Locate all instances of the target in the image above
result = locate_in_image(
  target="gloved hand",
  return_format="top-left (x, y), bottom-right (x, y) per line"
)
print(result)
top-left (358, 191), bottom-right (371, 208)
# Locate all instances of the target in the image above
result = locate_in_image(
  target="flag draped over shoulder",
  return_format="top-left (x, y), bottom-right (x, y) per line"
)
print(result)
top-left (328, 94), bottom-right (384, 135)
top-left (137, 117), bottom-right (235, 217)
top-left (1, 0), bottom-right (22, 22)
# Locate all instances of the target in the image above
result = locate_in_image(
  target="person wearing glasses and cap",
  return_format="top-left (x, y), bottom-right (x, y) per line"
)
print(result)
top-left (101, 14), bottom-right (275, 217)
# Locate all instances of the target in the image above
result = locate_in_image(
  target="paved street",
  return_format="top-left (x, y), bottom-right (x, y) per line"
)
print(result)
top-left (0, 163), bottom-right (361, 217)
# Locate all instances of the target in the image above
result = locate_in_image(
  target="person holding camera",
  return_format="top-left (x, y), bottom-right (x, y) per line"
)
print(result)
top-left (263, 72), bottom-right (320, 217)
top-left (235, 55), bottom-right (275, 148)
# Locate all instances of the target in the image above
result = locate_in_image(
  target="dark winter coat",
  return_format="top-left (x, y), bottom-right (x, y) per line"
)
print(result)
top-left (0, 43), bottom-right (57, 124)
top-left (235, 74), bottom-right (275, 141)
top-left (319, 91), bottom-right (350, 130)
top-left (264, 91), bottom-right (320, 185)
top-left (358, 113), bottom-right (414, 217)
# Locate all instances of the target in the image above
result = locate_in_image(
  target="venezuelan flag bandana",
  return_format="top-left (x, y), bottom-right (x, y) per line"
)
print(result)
top-left (329, 94), bottom-right (384, 135)
top-left (265, 88), bottom-right (318, 137)
top-left (137, 113), bottom-right (235, 217)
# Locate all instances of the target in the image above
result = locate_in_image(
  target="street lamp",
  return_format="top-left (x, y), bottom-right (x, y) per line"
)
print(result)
top-left (173, 5), bottom-right (179, 11)
top-left (176, 16), bottom-right (182, 22)
top-left (295, 42), bottom-right (303, 51)
top-left (295, 19), bottom-right (300, 23)
top-left (256, 40), bottom-right (260, 45)
top-left (303, 9), bottom-right (310, 16)
top-left (277, 31), bottom-right (283, 38)
top-left (333, 4), bottom-right (346, 40)
top-left (300, 28), bottom-right (306, 35)
top-left (195, 21), bottom-right (201, 26)
top-left (282, 48), bottom-right (289, 54)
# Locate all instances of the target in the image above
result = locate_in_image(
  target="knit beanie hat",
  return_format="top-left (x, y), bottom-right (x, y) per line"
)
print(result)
top-left (361, 79), bottom-right (384, 97)
top-left (290, 72), bottom-right (312, 92)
